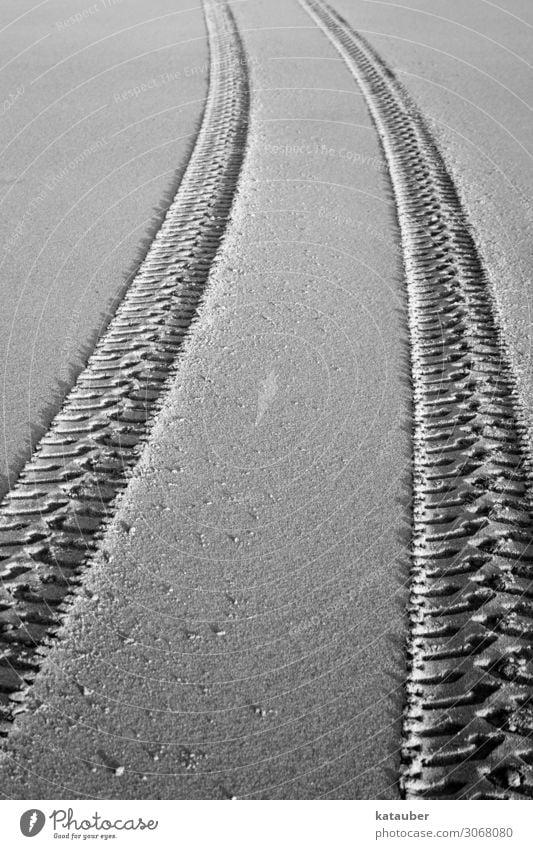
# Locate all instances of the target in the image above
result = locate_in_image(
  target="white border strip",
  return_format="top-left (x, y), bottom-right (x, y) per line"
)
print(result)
top-left (1, 799), bottom-right (532, 848)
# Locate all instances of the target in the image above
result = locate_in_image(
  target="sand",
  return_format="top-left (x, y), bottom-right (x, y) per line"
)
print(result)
top-left (333, 0), bottom-right (533, 448)
top-left (0, 0), bottom-right (409, 799)
top-left (0, 0), bottom-right (531, 800)
top-left (0, 0), bottom-right (207, 496)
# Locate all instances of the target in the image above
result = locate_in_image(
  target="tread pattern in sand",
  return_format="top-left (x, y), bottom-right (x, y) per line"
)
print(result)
top-left (301, 0), bottom-right (533, 800)
top-left (0, 0), bottom-right (249, 733)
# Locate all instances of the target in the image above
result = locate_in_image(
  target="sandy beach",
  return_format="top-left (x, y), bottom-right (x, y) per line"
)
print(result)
top-left (0, 0), bottom-right (207, 496)
top-left (0, 0), bottom-right (532, 802)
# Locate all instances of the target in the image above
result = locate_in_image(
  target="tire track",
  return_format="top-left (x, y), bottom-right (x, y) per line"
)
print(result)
top-left (0, 0), bottom-right (248, 733)
top-left (300, 0), bottom-right (533, 799)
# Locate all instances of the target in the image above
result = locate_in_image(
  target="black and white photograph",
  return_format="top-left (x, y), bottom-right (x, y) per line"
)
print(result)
top-left (0, 0), bottom-right (532, 844)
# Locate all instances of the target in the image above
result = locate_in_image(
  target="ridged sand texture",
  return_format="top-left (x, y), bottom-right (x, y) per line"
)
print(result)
top-left (0, 0), bottom-right (249, 732)
top-left (300, 0), bottom-right (533, 799)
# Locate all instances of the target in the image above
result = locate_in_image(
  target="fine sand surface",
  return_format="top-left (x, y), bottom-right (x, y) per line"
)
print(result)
top-left (0, 0), bottom-right (207, 497)
top-left (1, 0), bottom-right (409, 799)
top-left (0, 0), bottom-right (532, 800)
top-left (333, 0), bottom-right (533, 449)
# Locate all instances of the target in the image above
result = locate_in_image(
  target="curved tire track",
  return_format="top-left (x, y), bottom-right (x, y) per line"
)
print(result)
top-left (300, 0), bottom-right (533, 799)
top-left (0, 0), bottom-right (249, 733)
